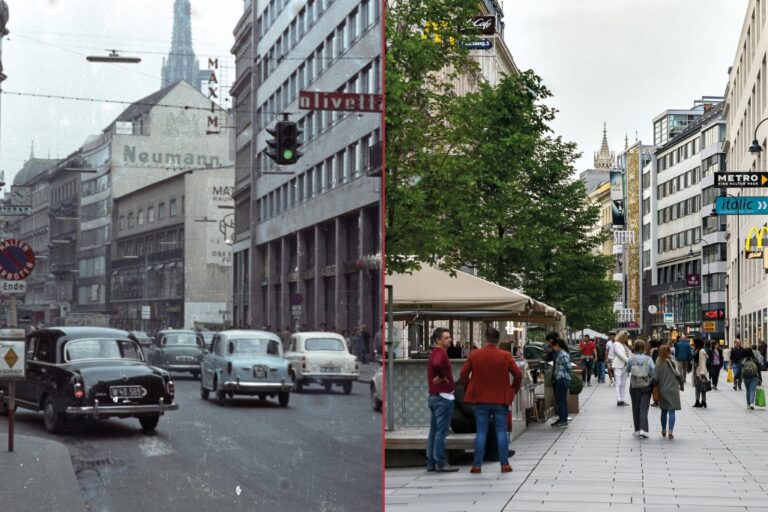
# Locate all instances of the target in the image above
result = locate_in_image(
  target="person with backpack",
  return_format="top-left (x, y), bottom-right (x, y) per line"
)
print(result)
top-left (731, 339), bottom-right (747, 390)
top-left (626, 339), bottom-right (655, 437)
top-left (709, 342), bottom-right (724, 390)
top-left (653, 345), bottom-right (683, 439)
top-left (595, 339), bottom-right (607, 384)
top-left (693, 338), bottom-right (710, 408)
top-left (742, 350), bottom-right (761, 410)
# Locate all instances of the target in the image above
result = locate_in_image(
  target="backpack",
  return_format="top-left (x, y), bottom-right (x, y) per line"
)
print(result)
top-left (630, 356), bottom-right (651, 388)
top-left (743, 360), bottom-right (759, 378)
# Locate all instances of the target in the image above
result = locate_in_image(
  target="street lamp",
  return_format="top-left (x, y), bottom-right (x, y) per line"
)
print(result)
top-left (748, 117), bottom-right (768, 153)
top-left (86, 50), bottom-right (141, 64)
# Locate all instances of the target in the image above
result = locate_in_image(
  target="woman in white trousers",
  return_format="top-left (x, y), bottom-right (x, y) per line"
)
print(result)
top-left (612, 331), bottom-right (630, 406)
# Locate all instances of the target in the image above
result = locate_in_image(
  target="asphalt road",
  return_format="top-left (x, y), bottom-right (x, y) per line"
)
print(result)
top-left (6, 376), bottom-right (382, 512)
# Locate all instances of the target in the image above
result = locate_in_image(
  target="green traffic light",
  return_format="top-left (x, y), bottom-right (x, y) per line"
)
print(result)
top-left (283, 149), bottom-right (294, 160)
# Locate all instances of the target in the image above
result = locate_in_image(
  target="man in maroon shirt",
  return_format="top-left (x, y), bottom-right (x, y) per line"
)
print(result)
top-left (580, 335), bottom-right (597, 386)
top-left (426, 327), bottom-right (459, 472)
top-left (460, 327), bottom-right (523, 474)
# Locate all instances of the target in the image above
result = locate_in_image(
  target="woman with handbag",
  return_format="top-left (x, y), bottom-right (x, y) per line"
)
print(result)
top-left (693, 338), bottom-right (710, 408)
top-left (653, 345), bottom-right (683, 439)
top-left (709, 342), bottom-right (723, 390)
top-left (626, 339), bottom-right (655, 438)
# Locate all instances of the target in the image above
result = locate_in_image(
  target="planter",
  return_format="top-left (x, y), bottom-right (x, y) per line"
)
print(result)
top-left (567, 391), bottom-right (579, 414)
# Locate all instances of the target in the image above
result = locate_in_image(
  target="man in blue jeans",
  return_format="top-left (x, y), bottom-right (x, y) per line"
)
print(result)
top-left (426, 328), bottom-right (459, 472)
top-left (460, 327), bottom-right (523, 474)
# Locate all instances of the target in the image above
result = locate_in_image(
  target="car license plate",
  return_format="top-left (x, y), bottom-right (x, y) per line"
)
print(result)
top-left (109, 386), bottom-right (146, 399)
top-left (321, 367), bottom-right (340, 373)
top-left (176, 356), bottom-right (194, 362)
top-left (253, 365), bottom-right (267, 379)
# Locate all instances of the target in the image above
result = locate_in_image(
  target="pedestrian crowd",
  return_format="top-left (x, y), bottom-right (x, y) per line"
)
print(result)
top-left (424, 324), bottom-right (767, 475)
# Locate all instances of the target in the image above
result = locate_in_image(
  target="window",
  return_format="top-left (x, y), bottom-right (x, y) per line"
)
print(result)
top-left (137, 209), bottom-right (144, 226)
top-left (128, 213), bottom-right (134, 228)
top-left (148, 206), bottom-right (155, 223)
top-left (170, 198), bottom-right (178, 217)
top-left (158, 203), bottom-right (166, 220)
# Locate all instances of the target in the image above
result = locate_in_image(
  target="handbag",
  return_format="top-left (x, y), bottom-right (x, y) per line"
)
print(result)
top-left (697, 376), bottom-right (712, 392)
top-left (651, 384), bottom-right (660, 403)
top-left (727, 367), bottom-right (734, 383)
top-left (757, 388), bottom-right (767, 407)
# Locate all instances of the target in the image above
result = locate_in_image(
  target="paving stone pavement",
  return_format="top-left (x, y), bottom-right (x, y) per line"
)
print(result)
top-left (386, 370), bottom-right (768, 511)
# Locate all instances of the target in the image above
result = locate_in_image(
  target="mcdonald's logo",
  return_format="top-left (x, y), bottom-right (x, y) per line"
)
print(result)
top-left (745, 226), bottom-right (768, 257)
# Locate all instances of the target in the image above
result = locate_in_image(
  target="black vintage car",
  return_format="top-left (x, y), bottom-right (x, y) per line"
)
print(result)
top-left (0, 327), bottom-right (178, 433)
top-left (144, 329), bottom-right (206, 378)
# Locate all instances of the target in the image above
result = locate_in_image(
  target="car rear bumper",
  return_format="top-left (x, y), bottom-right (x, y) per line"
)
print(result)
top-left (66, 397), bottom-right (179, 417)
top-left (301, 372), bottom-right (359, 381)
top-left (220, 381), bottom-right (293, 393)
top-left (163, 364), bottom-right (201, 372)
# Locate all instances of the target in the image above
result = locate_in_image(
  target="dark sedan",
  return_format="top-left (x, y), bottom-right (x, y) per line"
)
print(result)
top-left (145, 329), bottom-right (206, 378)
top-left (0, 327), bottom-right (178, 433)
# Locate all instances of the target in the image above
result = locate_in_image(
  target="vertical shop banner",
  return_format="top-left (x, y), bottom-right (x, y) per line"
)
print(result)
top-left (610, 170), bottom-right (625, 226)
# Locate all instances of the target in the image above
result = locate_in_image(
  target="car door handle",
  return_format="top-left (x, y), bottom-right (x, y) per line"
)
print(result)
top-left (269, 368), bottom-right (278, 371)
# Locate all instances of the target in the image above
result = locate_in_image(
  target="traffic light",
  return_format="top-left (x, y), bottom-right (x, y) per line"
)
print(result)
top-left (265, 121), bottom-right (303, 165)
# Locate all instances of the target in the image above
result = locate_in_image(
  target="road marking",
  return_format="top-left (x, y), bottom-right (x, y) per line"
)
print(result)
top-left (138, 436), bottom-right (175, 457)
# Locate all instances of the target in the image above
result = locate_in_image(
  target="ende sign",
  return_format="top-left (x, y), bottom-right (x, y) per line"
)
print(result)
top-left (299, 91), bottom-right (382, 113)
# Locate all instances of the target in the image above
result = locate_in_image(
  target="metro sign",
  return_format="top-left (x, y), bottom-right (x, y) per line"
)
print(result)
top-left (715, 172), bottom-right (768, 188)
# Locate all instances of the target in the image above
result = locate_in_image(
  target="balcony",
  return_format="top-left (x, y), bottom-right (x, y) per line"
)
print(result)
top-left (50, 262), bottom-right (77, 276)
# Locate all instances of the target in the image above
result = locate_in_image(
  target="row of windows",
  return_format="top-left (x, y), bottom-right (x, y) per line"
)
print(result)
top-left (82, 174), bottom-right (110, 198)
top-left (116, 228), bottom-right (183, 258)
top-left (51, 179), bottom-right (77, 206)
top-left (77, 284), bottom-right (105, 305)
top-left (81, 198), bottom-right (111, 223)
top-left (79, 256), bottom-right (105, 278)
top-left (657, 227), bottom-right (701, 254)
top-left (118, 198), bottom-right (182, 231)
top-left (657, 259), bottom-right (701, 285)
top-left (657, 195), bottom-right (701, 226)
top-left (657, 137), bottom-right (700, 172)
top-left (703, 243), bottom-right (727, 264)
top-left (259, 0), bottom-right (314, 38)
top-left (656, 166), bottom-right (701, 199)
top-left (702, 153), bottom-right (725, 178)
top-left (257, 131), bottom-right (379, 221)
top-left (80, 225), bottom-right (110, 248)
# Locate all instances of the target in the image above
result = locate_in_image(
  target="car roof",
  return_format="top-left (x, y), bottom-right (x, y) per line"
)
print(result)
top-left (157, 330), bottom-right (197, 335)
top-left (40, 326), bottom-right (130, 340)
top-left (292, 332), bottom-right (346, 341)
top-left (218, 330), bottom-right (281, 341)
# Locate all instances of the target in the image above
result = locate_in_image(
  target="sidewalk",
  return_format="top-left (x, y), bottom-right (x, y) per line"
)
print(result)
top-left (0, 432), bottom-right (86, 512)
top-left (357, 362), bottom-right (379, 383)
top-left (386, 372), bottom-right (768, 512)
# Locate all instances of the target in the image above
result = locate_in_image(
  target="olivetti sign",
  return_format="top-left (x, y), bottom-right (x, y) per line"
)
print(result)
top-left (714, 172), bottom-right (768, 188)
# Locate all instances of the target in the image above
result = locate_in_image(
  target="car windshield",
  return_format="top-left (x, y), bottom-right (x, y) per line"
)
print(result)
top-left (305, 337), bottom-right (346, 351)
top-left (201, 332), bottom-right (214, 343)
top-left (229, 338), bottom-right (281, 356)
top-left (65, 338), bottom-right (143, 362)
top-left (162, 333), bottom-right (201, 346)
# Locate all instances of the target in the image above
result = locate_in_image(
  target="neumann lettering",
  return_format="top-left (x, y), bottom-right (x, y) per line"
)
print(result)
top-left (123, 146), bottom-right (221, 169)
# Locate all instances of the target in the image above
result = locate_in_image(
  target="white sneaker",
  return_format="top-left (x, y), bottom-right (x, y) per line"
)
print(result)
top-left (640, 431), bottom-right (649, 438)
top-left (632, 431), bottom-right (640, 437)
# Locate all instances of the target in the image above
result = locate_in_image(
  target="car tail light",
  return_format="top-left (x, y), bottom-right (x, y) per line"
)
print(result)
top-left (227, 362), bottom-right (233, 374)
top-left (74, 382), bottom-right (84, 399)
top-left (167, 380), bottom-right (175, 396)
top-left (301, 357), bottom-right (306, 371)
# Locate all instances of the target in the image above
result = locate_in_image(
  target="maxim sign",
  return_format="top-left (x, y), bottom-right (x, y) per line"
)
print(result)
top-left (123, 145), bottom-right (222, 168)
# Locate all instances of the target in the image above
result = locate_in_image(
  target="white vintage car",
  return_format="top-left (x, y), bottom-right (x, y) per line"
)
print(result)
top-left (285, 332), bottom-right (359, 394)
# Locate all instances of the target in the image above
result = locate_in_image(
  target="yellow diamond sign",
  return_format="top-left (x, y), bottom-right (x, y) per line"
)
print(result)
top-left (4, 347), bottom-right (18, 368)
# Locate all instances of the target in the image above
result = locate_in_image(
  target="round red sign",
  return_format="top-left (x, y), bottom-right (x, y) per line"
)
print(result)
top-left (0, 239), bottom-right (36, 280)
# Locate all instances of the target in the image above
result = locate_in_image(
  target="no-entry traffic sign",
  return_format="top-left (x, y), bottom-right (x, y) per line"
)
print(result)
top-left (0, 239), bottom-right (35, 280)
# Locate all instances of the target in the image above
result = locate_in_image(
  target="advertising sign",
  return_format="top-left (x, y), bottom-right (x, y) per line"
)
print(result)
top-left (703, 321), bottom-right (716, 332)
top-left (663, 312), bottom-right (674, 324)
top-left (609, 171), bottom-right (625, 226)
top-left (468, 16), bottom-right (495, 35)
top-left (299, 91), bottom-right (382, 113)
top-left (704, 309), bottom-right (725, 320)
top-left (715, 172), bottom-right (768, 188)
top-left (0, 341), bottom-right (24, 379)
top-left (745, 226), bottom-right (768, 258)
top-left (686, 274), bottom-right (700, 287)
top-left (462, 39), bottom-right (493, 50)
top-left (715, 196), bottom-right (768, 215)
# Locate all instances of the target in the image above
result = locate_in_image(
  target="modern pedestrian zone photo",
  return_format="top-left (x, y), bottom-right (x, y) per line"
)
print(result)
top-left (384, 0), bottom-right (768, 510)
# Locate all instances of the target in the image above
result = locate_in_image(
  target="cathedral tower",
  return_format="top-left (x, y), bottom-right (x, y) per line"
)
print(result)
top-left (161, 0), bottom-right (201, 89)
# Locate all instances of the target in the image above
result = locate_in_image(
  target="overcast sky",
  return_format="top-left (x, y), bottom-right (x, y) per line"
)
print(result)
top-left (504, 0), bottom-right (749, 172)
top-left (1, 0), bottom-right (243, 184)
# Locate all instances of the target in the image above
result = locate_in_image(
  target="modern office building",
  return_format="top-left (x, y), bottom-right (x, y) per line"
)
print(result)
top-left (724, 0), bottom-right (768, 345)
top-left (231, 0), bottom-right (382, 332)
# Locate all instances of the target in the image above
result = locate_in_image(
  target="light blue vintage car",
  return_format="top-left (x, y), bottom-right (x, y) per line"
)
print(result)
top-left (200, 330), bottom-right (293, 407)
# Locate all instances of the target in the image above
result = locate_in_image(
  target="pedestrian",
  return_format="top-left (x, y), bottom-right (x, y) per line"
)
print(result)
top-left (360, 324), bottom-right (372, 361)
top-left (709, 342), bottom-right (723, 390)
top-left (606, 331), bottom-right (616, 385)
top-left (373, 324), bottom-right (382, 361)
top-left (723, 344), bottom-right (731, 372)
top-left (693, 338), bottom-right (709, 408)
top-left (751, 344), bottom-right (764, 386)
top-left (626, 339), bottom-right (655, 438)
top-left (731, 339), bottom-right (747, 391)
top-left (426, 327), bottom-right (459, 473)
top-left (549, 334), bottom-right (571, 428)
top-left (653, 345), bottom-right (683, 440)
top-left (742, 349), bottom-right (761, 410)
top-left (579, 335), bottom-right (596, 387)
top-left (353, 327), bottom-right (368, 364)
top-left (595, 338), bottom-right (607, 384)
top-left (612, 330), bottom-right (630, 406)
top-left (447, 338), bottom-right (462, 359)
top-left (674, 335), bottom-right (693, 384)
top-left (759, 340), bottom-right (767, 368)
top-left (459, 327), bottom-right (523, 474)
top-left (461, 342), bottom-right (471, 359)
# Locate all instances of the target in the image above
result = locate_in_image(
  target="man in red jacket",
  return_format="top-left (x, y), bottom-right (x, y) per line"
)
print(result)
top-left (426, 327), bottom-right (459, 472)
top-left (460, 327), bottom-right (523, 474)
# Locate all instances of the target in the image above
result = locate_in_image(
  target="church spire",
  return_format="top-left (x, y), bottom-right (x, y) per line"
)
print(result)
top-left (593, 123), bottom-right (615, 170)
top-left (162, 0), bottom-right (201, 90)
top-left (29, 140), bottom-right (34, 159)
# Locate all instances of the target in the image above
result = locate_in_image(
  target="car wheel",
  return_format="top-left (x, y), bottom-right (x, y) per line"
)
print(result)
top-left (258, 393), bottom-right (267, 401)
top-left (342, 381), bottom-right (353, 395)
top-left (43, 397), bottom-right (66, 434)
top-left (278, 392), bottom-right (290, 407)
top-left (371, 385), bottom-right (382, 412)
top-left (214, 378), bottom-right (227, 406)
top-left (324, 381), bottom-right (333, 393)
top-left (292, 374), bottom-right (303, 393)
top-left (200, 381), bottom-right (210, 400)
top-left (192, 372), bottom-right (201, 380)
top-left (139, 415), bottom-right (160, 432)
